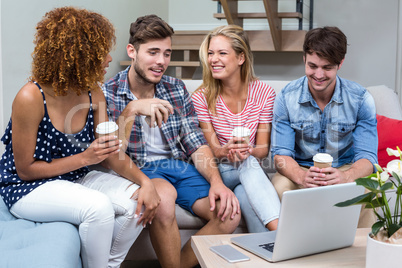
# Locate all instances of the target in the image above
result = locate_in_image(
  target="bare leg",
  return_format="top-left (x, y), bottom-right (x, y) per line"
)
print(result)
top-left (148, 179), bottom-right (181, 268)
top-left (180, 197), bottom-right (240, 268)
top-left (266, 219), bottom-right (278, 230)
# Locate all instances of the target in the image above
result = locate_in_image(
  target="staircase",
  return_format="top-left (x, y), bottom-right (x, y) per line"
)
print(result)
top-left (120, 0), bottom-right (314, 80)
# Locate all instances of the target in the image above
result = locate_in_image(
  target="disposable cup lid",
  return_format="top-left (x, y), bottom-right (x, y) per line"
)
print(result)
top-left (96, 121), bottom-right (118, 134)
top-left (313, 153), bottom-right (333, 163)
top-left (232, 127), bottom-right (251, 137)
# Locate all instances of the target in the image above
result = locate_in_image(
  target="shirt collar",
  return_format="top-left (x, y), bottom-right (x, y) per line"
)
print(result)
top-left (116, 66), bottom-right (135, 100)
top-left (299, 76), bottom-right (343, 105)
top-left (116, 66), bottom-right (166, 100)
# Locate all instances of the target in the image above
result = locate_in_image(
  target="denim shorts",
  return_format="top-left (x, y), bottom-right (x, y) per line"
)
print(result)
top-left (141, 159), bottom-right (210, 215)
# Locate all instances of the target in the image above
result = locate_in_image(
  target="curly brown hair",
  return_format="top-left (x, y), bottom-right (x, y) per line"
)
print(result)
top-left (31, 6), bottom-right (116, 96)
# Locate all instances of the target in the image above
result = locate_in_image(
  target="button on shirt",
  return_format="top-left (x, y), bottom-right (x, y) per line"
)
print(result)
top-left (102, 66), bottom-right (207, 167)
top-left (271, 76), bottom-right (378, 168)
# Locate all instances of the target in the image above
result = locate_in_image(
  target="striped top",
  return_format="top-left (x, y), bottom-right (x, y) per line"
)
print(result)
top-left (192, 80), bottom-right (276, 146)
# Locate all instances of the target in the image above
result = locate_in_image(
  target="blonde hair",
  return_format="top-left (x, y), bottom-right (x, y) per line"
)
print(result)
top-left (197, 25), bottom-right (256, 114)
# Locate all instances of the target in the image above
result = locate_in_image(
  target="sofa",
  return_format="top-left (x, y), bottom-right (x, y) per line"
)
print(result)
top-left (1, 80), bottom-right (401, 266)
top-left (0, 197), bottom-right (82, 268)
top-left (123, 80), bottom-right (402, 261)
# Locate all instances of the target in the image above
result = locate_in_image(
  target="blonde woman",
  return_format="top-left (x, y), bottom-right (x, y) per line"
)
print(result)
top-left (192, 25), bottom-right (280, 232)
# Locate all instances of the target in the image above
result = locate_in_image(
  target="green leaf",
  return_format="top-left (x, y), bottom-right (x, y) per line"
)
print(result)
top-left (396, 185), bottom-right (402, 195)
top-left (392, 172), bottom-right (402, 183)
top-left (355, 178), bottom-right (380, 193)
top-left (392, 171), bottom-right (402, 184)
top-left (335, 192), bottom-right (375, 207)
top-left (370, 197), bottom-right (386, 208)
top-left (388, 224), bottom-right (402, 237)
top-left (365, 173), bottom-right (379, 179)
top-left (379, 182), bottom-right (394, 191)
top-left (372, 221), bottom-right (384, 236)
top-left (374, 164), bottom-right (383, 173)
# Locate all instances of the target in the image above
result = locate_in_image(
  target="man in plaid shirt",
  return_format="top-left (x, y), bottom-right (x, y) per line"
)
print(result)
top-left (103, 15), bottom-right (240, 268)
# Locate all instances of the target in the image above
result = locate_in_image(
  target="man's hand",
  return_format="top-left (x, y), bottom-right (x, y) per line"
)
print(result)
top-left (132, 180), bottom-right (161, 227)
top-left (300, 166), bottom-right (330, 188)
top-left (208, 182), bottom-right (240, 221)
top-left (129, 98), bottom-right (174, 128)
top-left (303, 167), bottom-right (349, 187)
top-left (315, 167), bottom-right (350, 185)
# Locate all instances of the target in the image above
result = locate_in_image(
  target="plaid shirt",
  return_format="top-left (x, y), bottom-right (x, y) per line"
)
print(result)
top-left (102, 66), bottom-right (207, 167)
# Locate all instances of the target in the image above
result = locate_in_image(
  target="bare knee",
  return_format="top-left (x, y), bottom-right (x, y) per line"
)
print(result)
top-left (214, 200), bottom-right (240, 233)
top-left (152, 179), bottom-right (177, 224)
top-left (193, 198), bottom-right (240, 234)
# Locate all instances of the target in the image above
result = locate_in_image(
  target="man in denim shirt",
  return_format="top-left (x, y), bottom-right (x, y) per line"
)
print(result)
top-left (271, 27), bottom-right (377, 227)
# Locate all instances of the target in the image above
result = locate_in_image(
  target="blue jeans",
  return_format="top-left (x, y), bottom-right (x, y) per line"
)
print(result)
top-left (219, 156), bottom-right (280, 233)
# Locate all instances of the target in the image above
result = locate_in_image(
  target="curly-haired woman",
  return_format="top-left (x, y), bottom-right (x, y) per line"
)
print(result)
top-left (192, 25), bottom-right (281, 233)
top-left (0, 7), bottom-right (160, 268)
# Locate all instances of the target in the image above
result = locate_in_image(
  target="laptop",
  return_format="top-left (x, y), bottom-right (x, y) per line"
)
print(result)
top-left (231, 182), bottom-right (364, 262)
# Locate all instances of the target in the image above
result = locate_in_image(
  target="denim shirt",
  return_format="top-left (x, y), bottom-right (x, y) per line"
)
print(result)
top-left (271, 76), bottom-right (377, 168)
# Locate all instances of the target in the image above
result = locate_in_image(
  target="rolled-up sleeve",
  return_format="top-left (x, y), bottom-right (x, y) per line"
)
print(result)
top-left (271, 91), bottom-right (296, 159)
top-left (353, 92), bottom-right (378, 167)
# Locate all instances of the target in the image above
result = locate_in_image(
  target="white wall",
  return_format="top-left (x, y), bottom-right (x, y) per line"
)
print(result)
top-left (0, 1), bottom-right (3, 155)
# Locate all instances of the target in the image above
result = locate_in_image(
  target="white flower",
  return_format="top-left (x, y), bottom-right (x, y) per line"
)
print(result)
top-left (387, 147), bottom-right (402, 157)
top-left (379, 170), bottom-right (390, 183)
top-left (386, 159), bottom-right (402, 178)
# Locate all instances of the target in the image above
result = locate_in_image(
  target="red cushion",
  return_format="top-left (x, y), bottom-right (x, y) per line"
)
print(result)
top-left (376, 114), bottom-right (402, 167)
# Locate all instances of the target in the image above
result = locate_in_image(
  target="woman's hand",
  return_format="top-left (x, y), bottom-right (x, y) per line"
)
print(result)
top-left (132, 180), bottom-right (161, 227)
top-left (222, 137), bottom-right (251, 163)
top-left (82, 135), bottom-right (122, 166)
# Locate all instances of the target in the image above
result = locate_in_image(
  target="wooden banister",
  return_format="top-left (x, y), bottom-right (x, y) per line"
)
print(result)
top-left (262, 0), bottom-right (282, 51)
top-left (213, 12), bottom-right (303, 20)
top-left (219, 0), bottom-right (243, 27)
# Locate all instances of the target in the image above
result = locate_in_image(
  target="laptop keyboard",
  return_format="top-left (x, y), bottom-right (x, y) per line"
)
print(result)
top-left (259, 242), bottom-right (275, 252)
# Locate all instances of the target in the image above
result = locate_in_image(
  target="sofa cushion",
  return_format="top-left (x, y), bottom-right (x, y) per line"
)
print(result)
top-left (376, 114), bottom-right (402, 168)
top-left (367, 85), bottom-right (402, 120)
top-left (0, 198), bottom-right (82, 268)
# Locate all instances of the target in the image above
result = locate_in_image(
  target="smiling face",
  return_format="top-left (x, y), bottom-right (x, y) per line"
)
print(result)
top-left (129, 37), bottom-right (172, 85)
top-left (304, 52), bottom-right (343, 95)
top-left (207, 35), bottom-right (244, 83)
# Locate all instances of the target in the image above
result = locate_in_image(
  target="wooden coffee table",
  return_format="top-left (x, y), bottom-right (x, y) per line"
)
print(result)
top-left (191, 228), bottom-right (370, 267)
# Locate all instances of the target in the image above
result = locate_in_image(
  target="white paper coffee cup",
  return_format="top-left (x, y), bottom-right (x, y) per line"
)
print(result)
top-left (96, 121), bottom-right (119, 137)
top-left (313, 153), bottom-right (333, 168)
top-left (232, 127), bottom-right (251, 144)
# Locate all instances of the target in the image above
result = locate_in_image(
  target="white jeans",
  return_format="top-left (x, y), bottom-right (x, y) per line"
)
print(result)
top-left (10, 171), bottom-right (143, 268)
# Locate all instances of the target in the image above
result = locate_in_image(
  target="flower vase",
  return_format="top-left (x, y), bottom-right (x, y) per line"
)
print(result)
top-left (366, 233), bottom-right (402, 268)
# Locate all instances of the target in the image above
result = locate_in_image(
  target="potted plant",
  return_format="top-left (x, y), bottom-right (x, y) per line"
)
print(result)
top-left (335, 146), bottom-right (402, 267)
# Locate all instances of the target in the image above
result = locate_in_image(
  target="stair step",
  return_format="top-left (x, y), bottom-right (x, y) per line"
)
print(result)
top-left (214, 12), bottom-right (302, 19)
top-left (172, 30), bottom-right (305, 52)
top-left (120, 61), bottom-right (200, 67)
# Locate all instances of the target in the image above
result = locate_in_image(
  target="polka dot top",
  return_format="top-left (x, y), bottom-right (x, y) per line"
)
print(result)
top-left (0, 82), bottom-right (95, 209)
